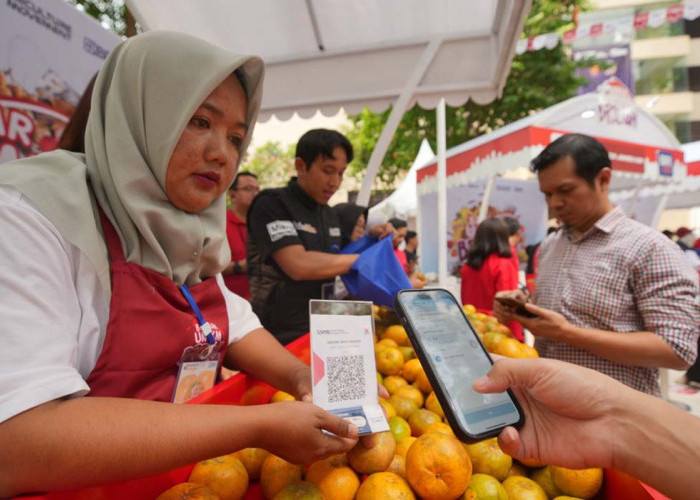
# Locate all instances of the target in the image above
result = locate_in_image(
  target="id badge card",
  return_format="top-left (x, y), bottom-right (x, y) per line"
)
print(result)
top-left (309, 300), bottom-right (389, 435)
top-left (172, 339), bottom-right (225, 403)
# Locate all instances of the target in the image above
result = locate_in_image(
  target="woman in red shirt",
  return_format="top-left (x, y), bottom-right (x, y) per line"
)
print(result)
top-left (461, 218), bottom-right (523, 340)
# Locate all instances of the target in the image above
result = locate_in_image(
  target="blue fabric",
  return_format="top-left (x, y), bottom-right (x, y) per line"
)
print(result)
top-left (340, 235), bottom-right (377, 255)
top-left (340, 236), bottom-right (412, 308)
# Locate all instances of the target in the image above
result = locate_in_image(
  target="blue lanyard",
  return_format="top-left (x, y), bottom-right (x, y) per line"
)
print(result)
top-left (179, 284), bottom-right (215, 345)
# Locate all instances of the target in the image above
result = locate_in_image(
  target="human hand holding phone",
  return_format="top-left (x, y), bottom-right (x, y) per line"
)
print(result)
top-left (494, 295), bottom-right (539, 319)
top-left (395, 289), bottom-right (523, 442)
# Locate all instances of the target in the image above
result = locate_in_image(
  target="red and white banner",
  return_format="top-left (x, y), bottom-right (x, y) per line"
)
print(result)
top-left (0, 0), bottom-right (119, 164)
top-left (516, 2), bottom-right (700, 55)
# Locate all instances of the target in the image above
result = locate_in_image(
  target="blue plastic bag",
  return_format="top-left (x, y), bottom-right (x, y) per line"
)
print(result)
top-left (340, 236), bottom-right (412, 308)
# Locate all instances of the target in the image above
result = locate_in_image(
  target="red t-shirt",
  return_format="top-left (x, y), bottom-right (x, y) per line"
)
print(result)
top-left (224, 210), bottom-right (250, 299)
top-left (394, 248), bottom-right (408, 274)
top-left (509, 244), bottom-right (520, 275)
top-left (461, 253), bottom-right (523, 341)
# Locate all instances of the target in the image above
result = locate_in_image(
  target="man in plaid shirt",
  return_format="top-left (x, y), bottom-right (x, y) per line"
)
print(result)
top-left (494, 134), bottom-right (699, 396)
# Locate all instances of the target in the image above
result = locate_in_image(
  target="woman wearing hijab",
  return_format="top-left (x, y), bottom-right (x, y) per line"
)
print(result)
top-left (0, 32), bottom-right (358, 496)
top-left (334, 202), bottom-right (369, 248)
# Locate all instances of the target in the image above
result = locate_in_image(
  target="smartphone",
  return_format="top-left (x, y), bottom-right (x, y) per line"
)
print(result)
top-left (394, 288), bottom-right (524, 442)
top-left (494, 295), bottom-right (538, 319)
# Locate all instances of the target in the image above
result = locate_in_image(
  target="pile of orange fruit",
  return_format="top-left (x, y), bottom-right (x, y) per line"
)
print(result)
top-left (158, 304), bottom-right (603, 500)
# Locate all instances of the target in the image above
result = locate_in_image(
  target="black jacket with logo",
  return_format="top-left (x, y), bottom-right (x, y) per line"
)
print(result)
top-left (246, 178), bottom-right (342, 344)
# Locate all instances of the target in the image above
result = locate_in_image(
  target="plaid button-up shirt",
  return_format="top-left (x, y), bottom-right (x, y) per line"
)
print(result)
top-left (534, 206), bottom-right (699, 396)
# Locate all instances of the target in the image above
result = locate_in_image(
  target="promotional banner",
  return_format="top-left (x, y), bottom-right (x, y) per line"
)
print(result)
top-left (574, 44), bottom-right (634, 96)
top-left (0, 0), bottom-right (120, 164)
top-left (419, 178), bottom-right (547, 276)
top-left (488, 178), bottom-right (548, 266)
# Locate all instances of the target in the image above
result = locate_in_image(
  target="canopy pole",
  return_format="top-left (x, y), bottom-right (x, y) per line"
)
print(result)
top-left (357, 39), bottom-right (442, 207)
top-left (477, 174), bottom-right (497, 223)
top-left (437, 98), bottom-right (448, 286)
top-left (651, 193), bottom-right (669, 230)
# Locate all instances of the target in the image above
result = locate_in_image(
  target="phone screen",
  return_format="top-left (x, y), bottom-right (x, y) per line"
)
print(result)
top-left (396, 289), bottom-right (522, 439)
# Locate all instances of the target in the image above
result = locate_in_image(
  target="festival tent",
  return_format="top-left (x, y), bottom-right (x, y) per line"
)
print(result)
top-left (608, 140), bottom-right (700, 227)
top-left (367, 138), bottom-right (434, 226)
top-left (415, 78), bottom-right (688, 278)
top-left (125, 0), bottom-right (531, 205)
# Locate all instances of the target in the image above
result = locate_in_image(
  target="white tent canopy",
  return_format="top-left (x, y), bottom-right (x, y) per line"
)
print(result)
top-left (125, 0), bottom-right (531, 204)
top-left (368, 138), bottom-right (434, 225)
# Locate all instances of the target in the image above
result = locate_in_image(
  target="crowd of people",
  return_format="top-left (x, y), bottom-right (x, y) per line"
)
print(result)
top-left (0, 30), bottom-right (698, 499)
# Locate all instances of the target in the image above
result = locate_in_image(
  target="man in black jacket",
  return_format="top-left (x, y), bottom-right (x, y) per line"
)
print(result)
top-left (246, 129), bottom-right (359, 344)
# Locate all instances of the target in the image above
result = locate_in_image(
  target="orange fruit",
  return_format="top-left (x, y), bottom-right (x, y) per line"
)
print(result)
top-left (551, 466), bottom-right (604, 499)
top-left (156, 482), bottom-right (219, 500)
top-left (491, 338), bottom-right (539, 359)
top-left (462, 473), bottom-right (508, 500)
top-left (408, 409), bottom-right (442, 437)
top-left (463, 437), bottom-right (512, 481)
top-left (423, 422), bottom-right (454, 437)
top-left (379, 397), bottom-right (397, 419)
top-left (394, 385), bottom-right (424, 408)
top-left (389, 415), bottom-right (412, 443)
top-left (502, 476), bottom-right (548, 500)
top-left (402, 358), bottom-right (424, 382)
top-left (188, 454), bottom-right (248, 500)
top-left (405, 432), bottom-right (472, 500)
top-left (270, 390), bottom-right (296, 403)
top-left (306, 454), bottom-right (359, 500)
top-left (398, 346), bottom-right (416, 362)
top-left (531, 466), bottom-right (563, 499)
top-left (481, 332), bottom-right (508, 352)
top-left (232, 447), bottom-right (269, 480)
top-left (414, 371), bottom-right (433, 394)
top-left (517, 456), bottom-right (545, 468)
top-left (384, 375), bottom-right (409, 395)
top-left (395, 435), bottom-right (418, 457)
top-left (424, 392), bottom-right (445, 419)
top-left (347, 431), bottom-right (396, 474)
top-left (462, 304), bottom-right (477, 315)
top-left (376, 347), bottom-right (405, 376)
top-left (355, 472), bottom-right (415, 500)
top-left (260, 454), bottom-right (304, 499)
top-left (272, 480), bottom-right (323, 500)
top-left (383, 324), bottom-right (411, 346)
top-left (388, 395), bottom-right (420, 420)
top-left (386, 454), bottom-right (407, 478)
top-left (239, 385), bottom-right (270, 405)
top-left (505, 461), bottom-right (529, 478)
top-left (489, 323), bottom-right (513, 336)
top-left (378, 338), bottom-right (400, 348)
top-left (470, 320), bottom-right (488, 335)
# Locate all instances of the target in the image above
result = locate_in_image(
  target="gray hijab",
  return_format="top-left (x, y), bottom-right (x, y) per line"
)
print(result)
top-left (0, 31), bottom-right (264, 300)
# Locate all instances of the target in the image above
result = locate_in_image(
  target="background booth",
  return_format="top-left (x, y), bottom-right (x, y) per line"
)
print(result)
top-left (415, 78), bottom-right (688, 280)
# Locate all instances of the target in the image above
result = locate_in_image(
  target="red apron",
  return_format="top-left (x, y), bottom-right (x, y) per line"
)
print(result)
top-left (86, 211), bottom-right (229, 401)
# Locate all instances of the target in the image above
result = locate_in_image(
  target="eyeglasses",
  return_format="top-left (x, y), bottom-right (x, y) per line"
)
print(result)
top-left (234, 186), bottom-right (260, 193)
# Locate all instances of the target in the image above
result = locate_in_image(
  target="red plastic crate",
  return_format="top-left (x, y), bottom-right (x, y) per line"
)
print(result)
top-left (17, 334), bottom-right (667, 500)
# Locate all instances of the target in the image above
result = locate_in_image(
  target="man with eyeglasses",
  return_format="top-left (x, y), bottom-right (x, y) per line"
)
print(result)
top-left (222, 171), bottom-right (260, 298)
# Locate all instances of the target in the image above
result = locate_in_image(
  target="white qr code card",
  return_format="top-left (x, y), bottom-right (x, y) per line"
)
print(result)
top-left (309, 300), bottom-right (389, 435)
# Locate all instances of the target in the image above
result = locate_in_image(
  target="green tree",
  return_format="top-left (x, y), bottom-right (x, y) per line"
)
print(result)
top-left (65, 0), bottom-right (138, 36)
top-left (240, 141), bottom-right (296, 189)
top-left (344, 0), bottom-right (590, 189)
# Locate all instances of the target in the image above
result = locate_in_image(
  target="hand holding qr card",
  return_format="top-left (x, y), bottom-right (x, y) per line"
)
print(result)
top-left (309, 300), bottom-right (390, 435)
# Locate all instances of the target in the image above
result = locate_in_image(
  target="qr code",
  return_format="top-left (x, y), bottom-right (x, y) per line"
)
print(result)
top-left (327, 355), bottom-right (366, 403)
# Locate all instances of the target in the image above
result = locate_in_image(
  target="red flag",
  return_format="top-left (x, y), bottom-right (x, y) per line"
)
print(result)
top-left (667, 5), bottom-right (684, 23)
top-left (563, 29), bottom-right (576, 44)
top-left (634, 12), bottom-right (649, 29)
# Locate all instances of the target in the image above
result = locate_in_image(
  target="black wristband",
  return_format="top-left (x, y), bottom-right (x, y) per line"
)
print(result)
top-left (233, 261), bottom-right (243, 274)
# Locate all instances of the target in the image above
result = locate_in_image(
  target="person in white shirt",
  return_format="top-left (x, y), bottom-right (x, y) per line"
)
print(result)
top-left (0, 31), bottom-right (358, 497)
